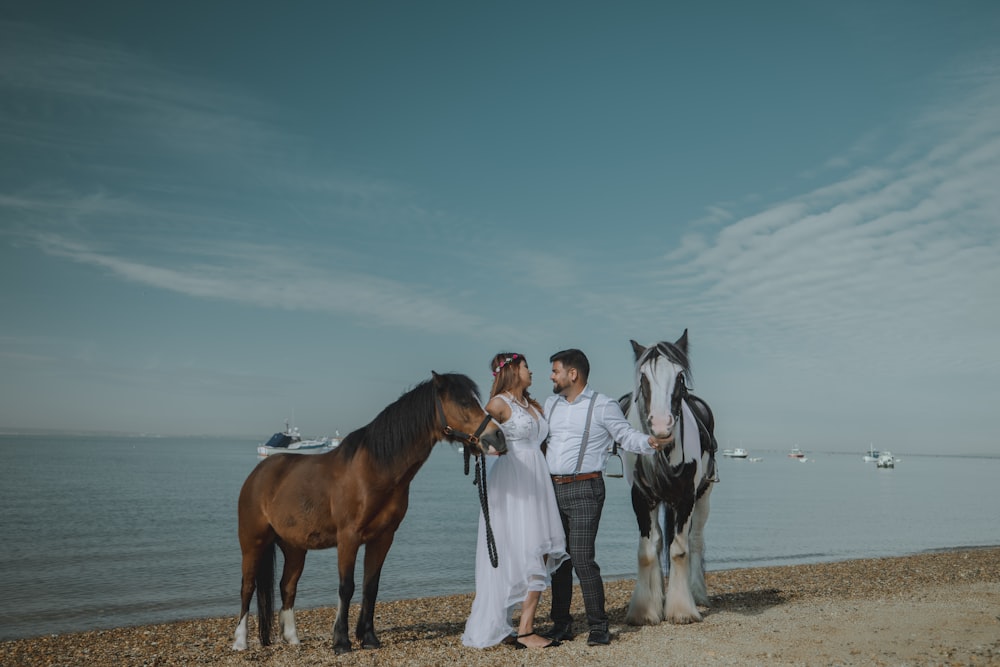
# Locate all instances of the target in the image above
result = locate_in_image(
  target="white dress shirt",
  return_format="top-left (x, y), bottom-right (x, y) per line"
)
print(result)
top-left (543, 385), bottom-right (655, 476)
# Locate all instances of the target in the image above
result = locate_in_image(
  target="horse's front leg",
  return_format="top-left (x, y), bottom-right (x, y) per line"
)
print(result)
top-left (277, 545), bottom-right (307, 645)
top-left (626, 489), bottom-right (665, 625)
top-left (356, 532), bottom-right (395, 649)
top-left (664, 511), bottom-right (702, 624)
top-left (333, 542), bottom-right (359, 655)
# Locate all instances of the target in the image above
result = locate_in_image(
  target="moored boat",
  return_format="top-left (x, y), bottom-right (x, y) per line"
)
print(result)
top-left (863, 443), bottom-right (880, 462)
top-left (257, 422), bottom-right (340, 457)
top-left (876, 451), bottom-right (895, 468)
top-left (788, 447), bottom-right (805, 459)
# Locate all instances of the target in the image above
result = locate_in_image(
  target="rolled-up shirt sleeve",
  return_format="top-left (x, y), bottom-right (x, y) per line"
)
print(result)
top-left (599, 399), bottom-right (655, 455)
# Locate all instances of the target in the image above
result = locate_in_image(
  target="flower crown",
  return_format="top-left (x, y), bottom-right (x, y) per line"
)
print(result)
top-left (492, 354), bottom-right (520, 376)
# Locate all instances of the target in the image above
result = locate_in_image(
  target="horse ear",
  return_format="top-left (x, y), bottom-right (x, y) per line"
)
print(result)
top-left (676, 329), bottom-right (688, 353)
top-left (431, 371), bottom-right (441, 383)
top-left (630, 339), bottom-right (646, 361)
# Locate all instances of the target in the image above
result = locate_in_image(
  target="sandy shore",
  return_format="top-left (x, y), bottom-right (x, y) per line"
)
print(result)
top-left (4, 547), bottom-right (999, 666)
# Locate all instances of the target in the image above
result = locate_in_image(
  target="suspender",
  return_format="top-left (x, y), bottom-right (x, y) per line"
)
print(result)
top-left (546, 393), bottom-right (598, 477)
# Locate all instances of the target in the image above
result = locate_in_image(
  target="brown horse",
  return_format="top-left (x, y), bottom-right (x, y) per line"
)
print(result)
top-left (232, 372), bottom-right (505, 654)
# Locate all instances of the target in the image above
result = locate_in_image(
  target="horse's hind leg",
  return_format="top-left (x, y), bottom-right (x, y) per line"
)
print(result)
top-left (232, 551), bottom-right (254, 650)
top-left (689, 486), bottom-right (712, 607)
top-left (233, 544), bottom-right (266, 650)
top-left (277, 544), bottom-right (307, 645)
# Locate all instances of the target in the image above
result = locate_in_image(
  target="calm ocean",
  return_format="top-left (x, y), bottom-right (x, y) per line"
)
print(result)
top-left (1, 435), bottom-right (998, 641)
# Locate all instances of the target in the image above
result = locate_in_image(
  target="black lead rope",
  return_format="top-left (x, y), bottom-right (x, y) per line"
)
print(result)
top-left (457, 413), bottom-right (499, 569)
top-left (473, 454), bottom-right (499, 568)
top-left (464, 449), bottom-right (499, 567)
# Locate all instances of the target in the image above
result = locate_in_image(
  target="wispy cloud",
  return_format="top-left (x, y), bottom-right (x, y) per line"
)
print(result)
top-left (31, 232), bottom-right (502, 335)
top-left (1, 20), bottom-right (529, 341)
top-left (614, 59), bottom-right (1000, 380)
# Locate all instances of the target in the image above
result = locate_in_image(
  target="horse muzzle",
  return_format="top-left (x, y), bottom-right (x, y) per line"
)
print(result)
top-left (480, 428), bottom-right (507, 456)
top-left (647, 412), bottom-right (676, 442)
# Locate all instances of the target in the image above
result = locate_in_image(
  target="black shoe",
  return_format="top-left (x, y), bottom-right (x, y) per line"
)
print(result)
top-left (586, 629), bottom-right (611, 646)
top-left (542, 624), bottom-right (575, 642)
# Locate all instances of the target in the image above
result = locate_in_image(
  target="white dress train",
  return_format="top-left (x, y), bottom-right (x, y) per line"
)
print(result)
top-left (461, 395), bottom-right (569, 648)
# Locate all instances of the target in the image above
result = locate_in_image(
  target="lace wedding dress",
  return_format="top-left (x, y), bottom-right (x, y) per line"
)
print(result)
top-left (461, 395), bottom-right (569, 648)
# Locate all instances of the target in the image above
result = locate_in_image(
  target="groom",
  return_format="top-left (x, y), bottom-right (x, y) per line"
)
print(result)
top-left (542, 348), bottom-right (669, 646)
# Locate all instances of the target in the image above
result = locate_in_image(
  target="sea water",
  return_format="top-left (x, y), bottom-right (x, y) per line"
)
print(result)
top-left (0, 435), bottom-right (997, 641)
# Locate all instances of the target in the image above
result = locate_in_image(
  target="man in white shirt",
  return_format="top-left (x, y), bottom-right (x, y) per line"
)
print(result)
top-left (542, 348), bottom-right (669, 646)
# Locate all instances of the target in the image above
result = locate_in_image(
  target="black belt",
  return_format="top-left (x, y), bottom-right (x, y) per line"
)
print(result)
top-left (551, 471), bottom-right (601, 484)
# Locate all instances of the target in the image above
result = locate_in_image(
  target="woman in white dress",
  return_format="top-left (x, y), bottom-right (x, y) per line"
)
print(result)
top-left (462, 352), bottom-right (569, 649)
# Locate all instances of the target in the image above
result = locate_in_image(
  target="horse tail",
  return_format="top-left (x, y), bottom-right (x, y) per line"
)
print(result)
top-left (256, 541), bottom-right (276, 646)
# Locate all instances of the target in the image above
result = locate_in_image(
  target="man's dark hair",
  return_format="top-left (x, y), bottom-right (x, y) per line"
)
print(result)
top-left (549, 348), bottom-right (590, 382)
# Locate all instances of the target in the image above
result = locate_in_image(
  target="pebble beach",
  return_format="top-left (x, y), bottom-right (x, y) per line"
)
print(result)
top-left (4, 547), bottom-right (998, 666)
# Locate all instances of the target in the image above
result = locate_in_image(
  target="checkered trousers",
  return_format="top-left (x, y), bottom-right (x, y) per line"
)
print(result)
top-left (550, 475), bottom-right (608, 632)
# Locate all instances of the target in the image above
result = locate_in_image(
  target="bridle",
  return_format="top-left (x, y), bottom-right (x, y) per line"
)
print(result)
top-left (670, 370), bottom-right (691, 427)
top-left (435, 392), bottom-right (493, 452)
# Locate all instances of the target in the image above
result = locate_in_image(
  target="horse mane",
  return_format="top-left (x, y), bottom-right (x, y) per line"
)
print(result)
top-left (337, 373), bottom-right (482, 467)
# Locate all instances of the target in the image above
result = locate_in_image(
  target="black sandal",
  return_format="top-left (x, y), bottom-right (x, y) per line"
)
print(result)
top-left (514, 632), bottom-right (561, 649)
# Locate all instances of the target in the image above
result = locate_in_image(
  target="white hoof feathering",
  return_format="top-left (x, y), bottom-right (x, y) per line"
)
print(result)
top-left (664, 532), bottom-right (702, 624)
top-left (232, 614), bottom-right (249, 651)
top-left (279, 608), bottom-right (300, 645)
top-left (626, 534), bottom-right (665, 625)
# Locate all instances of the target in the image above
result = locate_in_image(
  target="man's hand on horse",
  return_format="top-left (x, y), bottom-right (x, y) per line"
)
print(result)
top-left (648, 435), bottom-right (674, 450)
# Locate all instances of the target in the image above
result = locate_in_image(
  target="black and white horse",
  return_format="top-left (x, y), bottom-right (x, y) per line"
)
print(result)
top-left (622, 330), bottom-right (718, 625)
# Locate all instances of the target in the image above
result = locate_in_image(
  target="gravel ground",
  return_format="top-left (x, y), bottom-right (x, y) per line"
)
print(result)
top-left (4, 547), bottom-right (999, 666)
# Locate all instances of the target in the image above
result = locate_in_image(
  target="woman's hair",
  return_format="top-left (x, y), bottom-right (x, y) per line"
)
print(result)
top-left (489, 352), bottom-right (542, 411)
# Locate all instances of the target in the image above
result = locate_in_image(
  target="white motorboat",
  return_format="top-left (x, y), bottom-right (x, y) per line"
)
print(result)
top-left (863, 443), bottom-right (880, 462)
top-left (257, 422), bottom-right (340, 457)
top-left (876, 451), bottom-right (895, 468)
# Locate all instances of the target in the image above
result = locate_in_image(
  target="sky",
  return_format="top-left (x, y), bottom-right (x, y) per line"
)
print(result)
top-left (1, 2), bottom-right (998, 455)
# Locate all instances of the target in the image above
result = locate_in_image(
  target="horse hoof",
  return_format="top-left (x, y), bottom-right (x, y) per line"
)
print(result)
top-left (334, 644), bottom-right (353, 655)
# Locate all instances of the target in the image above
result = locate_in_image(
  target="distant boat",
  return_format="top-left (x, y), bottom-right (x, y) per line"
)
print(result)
top-left (876, 451), bottom-right (895, 469)
top-left (788, 447), bottom-right (805, 459)
top-left (723, 447), bottom-right (749, 458)
top-left (863, 443), bottom-right (880, 462)
top-left (257, 422), bottom-right (340, 457)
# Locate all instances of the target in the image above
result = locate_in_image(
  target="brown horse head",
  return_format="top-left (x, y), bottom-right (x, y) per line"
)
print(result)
top-left (431, 371), bottom-right (505, 455)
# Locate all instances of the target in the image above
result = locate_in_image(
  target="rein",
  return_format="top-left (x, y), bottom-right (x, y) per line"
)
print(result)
top-left (436, 394), bottom-right (500, 569)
